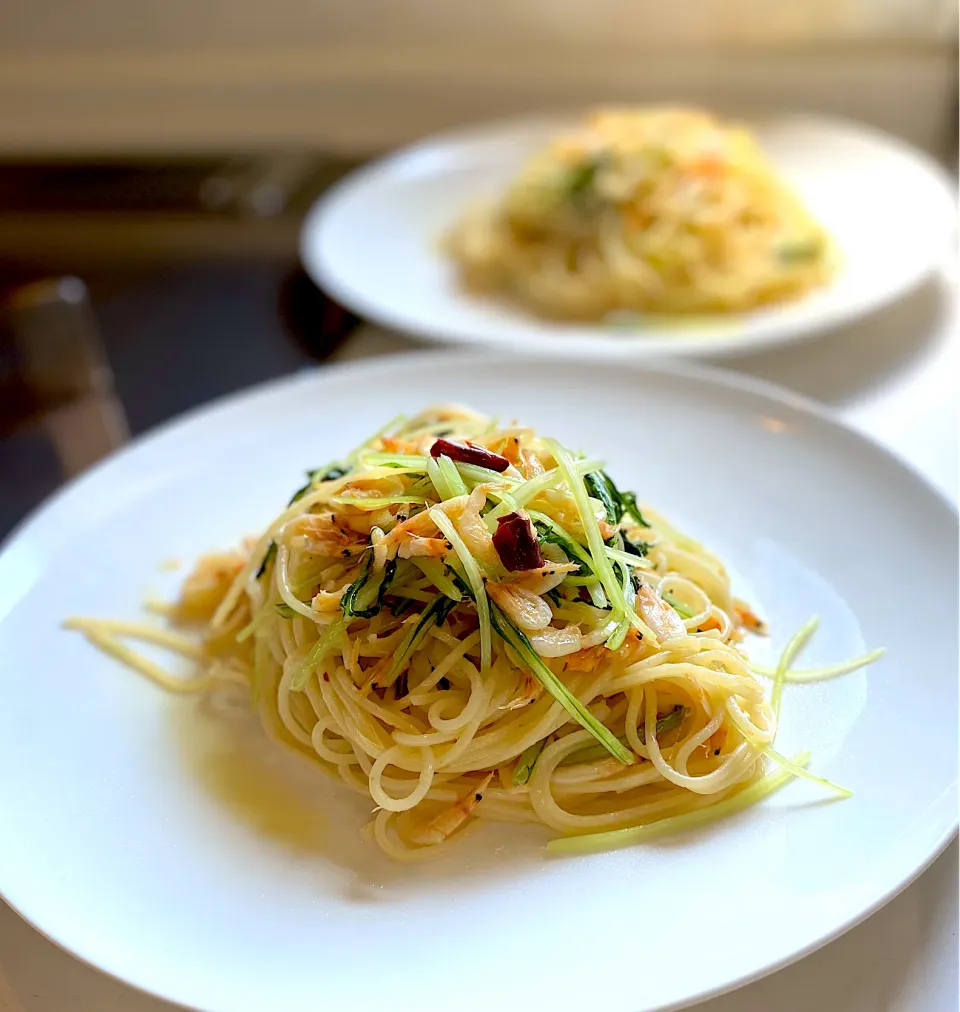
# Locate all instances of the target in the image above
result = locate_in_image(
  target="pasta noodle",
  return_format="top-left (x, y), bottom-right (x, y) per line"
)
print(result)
top-left (444, 107), bottom-right (833, 320)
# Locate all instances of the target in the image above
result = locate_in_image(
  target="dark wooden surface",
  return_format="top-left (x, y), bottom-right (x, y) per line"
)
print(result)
top-left (0, 261), bottom-right (361, 538)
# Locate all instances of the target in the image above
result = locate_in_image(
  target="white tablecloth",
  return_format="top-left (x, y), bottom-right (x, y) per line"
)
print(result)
top-left (2, 270), bottom-right (956, 1011)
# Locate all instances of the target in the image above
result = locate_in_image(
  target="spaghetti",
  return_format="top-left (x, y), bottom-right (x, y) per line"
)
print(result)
top-left (444, 107), bottom-right (832, 321)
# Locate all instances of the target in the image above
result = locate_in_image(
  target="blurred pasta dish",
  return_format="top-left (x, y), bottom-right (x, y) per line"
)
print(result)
top-left (444, 107), bottom-right (833, 321)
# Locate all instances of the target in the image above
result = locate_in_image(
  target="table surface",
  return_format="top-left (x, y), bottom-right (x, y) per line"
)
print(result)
top-left (2, 267), bottom-right (957, 1012)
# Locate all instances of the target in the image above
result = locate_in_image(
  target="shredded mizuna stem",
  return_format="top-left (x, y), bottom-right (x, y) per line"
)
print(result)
top-left (454, 461), bottom-right (516, 489)
top-left (771, 616), bottom-right (819, 717)
top-left (752, 647), bottom-right (885, 684)
top-left (490, 605), bottom-right (633, 764)
top-left (491, 457), bottom-right (605, 518)
top-left (359, 452), bottom-right (428, 468)
top-left (546, 439), bottom-right (656, 646)
top-left (410, 558), bottom-right (463, 602)
top-left (426, 456), bottom-right (457, 501)
top-left (436, 454), bottom-right (469, 498)
top-left (764, 747), bottom-right (851, 797)
top-left (605, 546), bottom-right (654, 570)
top-left (348, 413), bottom-right (406, 463)
top-left (512, 738), bottom-right (547, 786)
top-left (548, 751), bottom-right (811, 854)
top-left (604, 558), bottom-right (635, 651)
top-left (331, 494), bottom-right (428, 510)
top-left (429, 507), bottom-right (492, 671)
top-left (291, 616), bottom-right (350, 691)
top-left (662, 590), bottom-right (695, 619)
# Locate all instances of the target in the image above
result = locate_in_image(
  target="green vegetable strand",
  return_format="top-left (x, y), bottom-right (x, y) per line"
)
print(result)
top-left (490, 604), bottom-right (633, 764)
top-left (512, 739), bottom-right (547, 786)
top-left (662, 591), bottom-right (695, 620)
top-left (291, 616), bottom-right (350, 692)
top-left (561, 705), bottom-right (686, 765)
top-left (546, 441), bottom-right (649, 644)
top-left (287, 464), bottom-right (348, 506)
top-left (340, 557), bottom-right (398, 619)
top-left (255, 541), bottom-right (277, 580)
top-left (380, 594), bottom-right (458, 688)
top-left (584, 470), bottom-right (621, 526)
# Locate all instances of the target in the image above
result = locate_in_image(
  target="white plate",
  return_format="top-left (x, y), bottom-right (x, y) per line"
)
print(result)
top-left (302, 113), bottom-right (956, 359)
top-left (0, 353), bottom-right (956, 1012)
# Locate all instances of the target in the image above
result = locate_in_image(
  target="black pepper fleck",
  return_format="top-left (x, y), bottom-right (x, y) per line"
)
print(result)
top-left (474, 793), bottom-right (483, 802)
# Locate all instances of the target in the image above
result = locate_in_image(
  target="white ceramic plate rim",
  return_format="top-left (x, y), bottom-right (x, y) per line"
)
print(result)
top-left (0, 351), bottom-right (956, 1012)
top-left (301, 111), bottom-right (956, 360)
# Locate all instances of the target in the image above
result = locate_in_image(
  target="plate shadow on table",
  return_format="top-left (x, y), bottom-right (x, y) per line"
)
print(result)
top-left (726, 276), bottom-right (950, 408)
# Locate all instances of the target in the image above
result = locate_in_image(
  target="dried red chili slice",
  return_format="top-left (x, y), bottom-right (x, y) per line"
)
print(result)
top-left (493, 512), bottom-right (545, 571)
top-left (429, 438), bottom-right (510, 473)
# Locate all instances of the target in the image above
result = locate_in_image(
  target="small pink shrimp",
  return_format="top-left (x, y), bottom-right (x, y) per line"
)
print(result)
top-left (397, 536), bottom-right (452, 559)
top-left (411, 772), bottom-right (494, 846)
top-left (499, 672), bottom-right (542, 711)
top-left (637, 585), bottom-right (686, 641)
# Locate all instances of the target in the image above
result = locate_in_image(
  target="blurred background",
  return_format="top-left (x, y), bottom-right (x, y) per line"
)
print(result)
top-left (0, 0), bottom-right (957, 539)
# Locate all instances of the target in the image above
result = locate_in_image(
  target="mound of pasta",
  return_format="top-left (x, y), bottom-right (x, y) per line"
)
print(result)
top-left (445, 107), bottom-right (832, 320)
top-left (68, 406), bottom-right (880, 861)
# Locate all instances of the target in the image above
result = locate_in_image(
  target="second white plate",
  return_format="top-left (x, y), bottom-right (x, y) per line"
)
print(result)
top-left (302, 112), bottom-right (955, 359)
